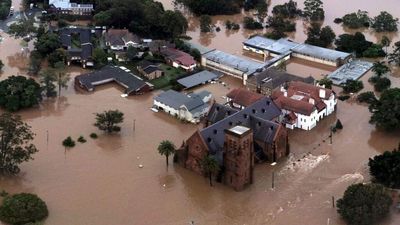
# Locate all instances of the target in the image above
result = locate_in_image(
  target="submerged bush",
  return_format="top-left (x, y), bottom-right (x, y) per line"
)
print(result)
top-left (62, 136), bottom-right (75, 148)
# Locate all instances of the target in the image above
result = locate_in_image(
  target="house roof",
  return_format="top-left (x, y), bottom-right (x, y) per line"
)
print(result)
top-left (105, 29), bottom-right (140, 46)
top-left (75, 66), bottom-right (148, 94)
top-left (154, 90), bottom-right (210, 114)
top-left (226, 88), bottom-right (264, 107)
top-left (273, 94), bottom-right (316, 116)
top-left (247, 68), bottom-right (315, 90)
top-left (291, 44), bottom-right (351, 62)
top-left (288, 81), bottom-right (333, 101)
top-left (143, 66), bottom-right (162, 74)
top-left (137, 60), bottom-right (159, 70)
top-left (59, 28), bottom-right (93, 60)
top-left (177, 70), bottom-right (221, 89)
top-left (160, 48), bottom-right (196, 67)
top-left (200, 97), bottom-right (282, 159)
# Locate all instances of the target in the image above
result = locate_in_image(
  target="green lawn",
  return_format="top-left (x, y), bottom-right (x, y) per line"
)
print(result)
top-left (150, 64), bottom-right (185, 89)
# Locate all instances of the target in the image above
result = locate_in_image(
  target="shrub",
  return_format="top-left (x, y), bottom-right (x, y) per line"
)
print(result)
top-left (374, 77), bottom-right (391, 92)
top-left (77, 136), bottom-right (86, 143)
top-left (90, 133), bottom-right (98, 139)
top-left (334, 18), bottom-right (343, 24)
top-left (337, 183), bottom-right (392, 225)
top-left (342, 80), bottom-right (364, 93)
top-left (369, 149), bottom-right (400, 189)
top-left (0, 193), bottom-right (48, 225)
top-left (335, 119), bottom-right (343, 129)
top-left (62, 136), bottom-right (75, 148)
top-left (338, 95), bottom-right (350, 101)
top-left (357, 92), bottom-right (377, 104)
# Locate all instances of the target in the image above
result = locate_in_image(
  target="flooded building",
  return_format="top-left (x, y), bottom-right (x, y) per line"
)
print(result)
top-left (153, 90), bottom-right (212, 123)
top-left (246, 68), bottom-right (315, 96)
top-left (136, 61), bottom-right (164, 80)
top-left (160, 47), bottom-right (197, 71)
top-left (328, 60), bottom-right (374, 85)
top-left (243, 36), bottom-right (352, 67)
top-left (75, 65), bottom-right (153, 95)
top-left (104, 29), bottom-right (141, 51)
top-left (59, 27), bottom-right (94, 68)
top-left (48, 0), bottom-right (93, 15)
top-left (177, 70), bottom-right (221, 89)
top-left (226, 88), bottom-right (264, 109)
top-left (176, 97), bottom-right (289, 190)
top-left (272, 81), bottom-right (337, 130)
top-left (201, 49), bottom-right (266, 85)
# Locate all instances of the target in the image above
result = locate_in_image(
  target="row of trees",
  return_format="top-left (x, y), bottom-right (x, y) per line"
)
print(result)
top-left (177, 0), bottom-right (266, 16)
top-left (0, 0), bottom-right (11, 20)
top-left (341, 10), bottom-right (398, 32)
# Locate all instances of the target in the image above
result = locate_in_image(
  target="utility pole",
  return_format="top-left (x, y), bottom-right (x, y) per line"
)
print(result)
top-left (272, 171), bottom-right (275, 189)
top-left (332, 196), bottom-right (335, 208)
top-left (329, 126), bottom-right (333, 144)
top-left (46, 130), bottom-right (49, 150)
top-left (133, 119), bottom-right (136, 132)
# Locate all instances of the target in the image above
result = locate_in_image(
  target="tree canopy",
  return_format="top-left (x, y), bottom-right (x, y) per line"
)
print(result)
top-left (94, 109), bottom-right (124, 133)
top-left (272, 0), bottom-right (301, 19)
top-left (388, 41), bottom-right (400, 66)
top-left (369, 88), bottom-right (400, 131)
top-left (177, 0), bottom-right (265, 16)
top-left (0, 76), bottom-right (42, 111)
top-left (0, 193), bottom-right (48, 225)
top-left (305, 23), bottom-right (335, 47)
top-left (201, 154), bottom-right (220, 186)
top-left (0, 113), bottom-right (38, 174)
top-left (337, 183), bottom-right (392, 225)
top-left (93, 0), bottom-right (187, 39)
top-left (342, 10), bottom-right (370, 29)
top-left (369, 149), bottom-right (400, 189)
top-left (34, 32), bottom-right (61, 58)
top-left (342, 79), bottom-right (363, 93)
top-left (303, 0), bottom-right (324, 21)
top-left (371, 11), bottom-right (398, 32)
top-left (157, 140), bottom-right (176, 167)
top-left (335, 32), bottom-right (385, 57)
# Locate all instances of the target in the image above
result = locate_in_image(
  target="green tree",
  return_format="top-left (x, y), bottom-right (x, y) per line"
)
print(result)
top-left (342, 10), bottom-right (370, 29)
top-left (39, 69), bottom-right (57, 98)
top-left (157, 140), bottom-right (176, 167)
top-left (0, 59), bottom-right (3, 71)
top-left (357, 92), bottom-right (377, 104)
top-left (372, 61), bottom-right (390, 77)
top-left (161, 10), bottom-right (188, 38)
top-left (126, 46), bottom-right (138, 61)
top-left (373, 77), bottom-right (391, 92)
top-left (201, 154), bottom-right (220, 186)
top-left (303, 0), bottom-right (325, 21)
top-left (62, 136), bottom-right (75, 148)
top-left (0, 113), bottom-right (38, 174)
top-left (94, 110), bottom-right (124, 133)
top-left (272, 0), bottom-right (300, 18)
top-left (243, 16), bottom-right (263, 30)
top-left (0, 193), bottom-right (48, 225)
top-left (380, 36), bottom-right (391, 55)
top-left (370, 88), bottom-right (400, 130)
top-left (342, 80), bottom-right (363, 93)
top-left (0, 76), bottom-right (42, 111)
top-left (8, 19), bottom-right (37, 38)
top-left (28, 50), bottom-right (42, 75)
top-left (54, 62), bottom-right (70, 96)
top-left (335, 32), bottom-right (373, 57)
top-left (371, 11), bottom-right (398, 32)
top-left (317, 77), bottom-right (333, 89)
top-left (92, 47), bottom-right (108, 68)
top-left (337, 183), bottom-right (392, 225)
top-left (369, 149), bottom-right (400, 189)
top-left (200, 15), bottom-right (213, 32)
top-left (388, 41), bottom-right (400, 66)
top-left (34, 32), bottom-right (61, 57)
top-left (305, 23), bottom-right (335, 47)
top-left (48, 48), bottom-right (67, 68)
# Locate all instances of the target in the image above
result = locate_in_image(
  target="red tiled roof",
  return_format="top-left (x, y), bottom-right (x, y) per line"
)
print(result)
top-left (161, 48), bottom-right (196, 67)
top-left (288, 81), bottom-right (333, 100)
top-left (226, 88), bottom-right (264, 107)
top-left (272, 91), bottom-right (316, 116)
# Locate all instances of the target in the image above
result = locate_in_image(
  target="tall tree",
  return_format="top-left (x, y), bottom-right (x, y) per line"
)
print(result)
top-left (0, 113), bottom-right (38, 174)
top-left (317, 77), bottom-right (333, 89)
top-left (54, 62), bottom-right (70, 96)
top-left (39, 69), bottom-right (57, 98)
top-left (370, 88), bottom-right (400, 131)
top-left (34, 32), bottom-right (61, 57)
top-left (7, 19), bottom-right (37, 38)
top-left (0, 59), bottom-right (3, 71)
top-left (371, 61), bottom-right (390, 77)
top-left (201, 155), bottom-right (220, 186)
top-left (380, 36), bottom-right (391, 55)
top-left (303, 0), bottom-right (325, 21)
top-left (157, 140), bottom-right (176, 167)
top-left (371, 11), bottom-right (399, 32)
top-left (388, 41), bottom-right (400, 66)
top-left (94, 110), bottom-right (124, 133)
top-left (305, 23), bottom-right (335, 47)
top-left (0, 76), bottom-right (42, 111)
top-left (337, 183), bottom-right (392, 225)
top-left (200, 15), bottom-right (213, 33)
top-left (369, 149), bottom-right (400, 189)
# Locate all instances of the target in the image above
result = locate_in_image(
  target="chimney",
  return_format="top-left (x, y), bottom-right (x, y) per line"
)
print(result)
top-left (319, 89), bottom-right (326, 99)
top-left (309, 98), bottom-right (315, 105)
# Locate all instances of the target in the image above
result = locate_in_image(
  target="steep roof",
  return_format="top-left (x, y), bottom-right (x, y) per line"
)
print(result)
top-left (154, 90), bottom-right (210, 113)
top-left (200, 97), bottom-right (282, 157)
top-left (226, 88), bottom-right (264, 107)
top-left (105, 29), bottom-right (140, 46)
top-left (143, 66), bottom-right (162, 74)
top-left (288, 81), bottom-right (332, 101)
top-left (273, 93), bottom-right (316, 116)
top-left (160, 48), bottom-right (196, 67)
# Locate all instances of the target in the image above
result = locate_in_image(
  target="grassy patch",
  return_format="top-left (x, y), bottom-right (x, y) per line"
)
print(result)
top-left (150, 64), bottom-right (185, 89)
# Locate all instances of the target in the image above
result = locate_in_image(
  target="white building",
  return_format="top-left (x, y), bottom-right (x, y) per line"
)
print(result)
top-left (153, 90), bottom-right (212, 123)
top-left (272, 81), bottom-right (337, 130)
top-left (105, 29), bottom-right (141, 51)
top-left (49, 0), bottom-right (93, 15)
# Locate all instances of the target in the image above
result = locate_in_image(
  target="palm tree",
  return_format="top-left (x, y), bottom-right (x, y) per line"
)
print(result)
top-left (157, 140), bottom-right (176, 167)
top-left (372, 61), bottom-right (390, 77)
top-left (201, 155), bottom-right (220, 187)
top-left (54, 62), bottom-right (70, 96)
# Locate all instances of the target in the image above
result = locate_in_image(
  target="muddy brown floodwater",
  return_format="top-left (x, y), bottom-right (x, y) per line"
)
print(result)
top-left (0, 0), bottom-right (400, 225)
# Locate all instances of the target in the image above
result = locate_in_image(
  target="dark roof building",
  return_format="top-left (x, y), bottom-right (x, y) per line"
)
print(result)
top-left (75, 66), bottom-right (152, 95)
top-left (59, 27), bottom-right (94, 68)
top-left (177, 70), bottom-right (222, 89)
top-left (105, 29), bottom-right (141, 50)
top-left (246, 68), bottom-right (315, 96)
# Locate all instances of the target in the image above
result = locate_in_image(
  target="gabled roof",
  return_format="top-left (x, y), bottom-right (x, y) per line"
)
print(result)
top-left (143, 66), bottom-right (162, 74)
top-left (248, 68), bottom-right (315, 90)
top-left (154, 90), bottom-right (210, 113)
top-left (273, 93), bottom-right (316, 116)
top-left (226, 88), bottom-right (264, 107)
top-left (160, 48), bottom-right (196, 67)
top-left (291, 44), bottom-right (351, 62)
top-left (177, 70), bottom-right (221, 89)
top-left (105, 29), bottom-right (140, 46)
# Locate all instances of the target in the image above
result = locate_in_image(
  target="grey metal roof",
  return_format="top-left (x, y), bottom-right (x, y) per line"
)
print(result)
top-left (243, 36), bottom-right (276, 51)
top-left (291, 44), bottom-right (351, 62)
top-left (177, 70), bottom-right (221, 89)
top-left (75, 66), bottom-right (147, 94)
top-left (188, 90), bottom-right (212, 100)
top-left (184, 41), bottom-right (213, 55)
top-left (200, 97), bottom-right (281, 163)
top-left (265, 38), bottom-right (300, 54)
top-left (248, 68), bottom-right (315, 90)
top-left (203, 50), bottom-right (266, 75)
top-left (154, 90), bottom-right (209, 113)
top-left (327, 60), bottom-right (373, 85)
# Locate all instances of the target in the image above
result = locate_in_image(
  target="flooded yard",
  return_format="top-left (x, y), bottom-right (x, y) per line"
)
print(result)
top-left (0, 0), bottom-right (400, 224)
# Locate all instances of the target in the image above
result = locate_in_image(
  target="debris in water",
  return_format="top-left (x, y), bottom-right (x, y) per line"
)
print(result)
top-left (138, 164), bottom-right (143, 168)
top-left (280, 153), bottom-right (329, 174)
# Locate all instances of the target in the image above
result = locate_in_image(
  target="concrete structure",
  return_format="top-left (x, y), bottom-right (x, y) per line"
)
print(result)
top-left (49, 0), bottom-right (93, 15)
top-left (243, 36), bottom-right (352, 67)
top-left (328, 60), bottom-right (373, 85)
top-left (160, 48), bottom-right (197, 71)
top-left (153, 90), bottom-right (212, 123)
top-left (105, 29), bottom-right (141, 51)
top-left (246, 68), bottom-right (315, 96)
top-left (226, 88), bottom-right (264, 109)
top-left (59, 27), bottom-right (94, 68)
top-left (177, 70), bottom-right (221, 89)
top-left (272, 81), bottom-right (337, 130)
top-left (201, 49), bottom-right (266, 84)
top-left (75, 66), bottom-right (153, 95)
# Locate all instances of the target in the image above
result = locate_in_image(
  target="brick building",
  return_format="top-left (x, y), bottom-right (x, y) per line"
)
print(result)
top-left (176, 97), bottom-right (289, 191)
